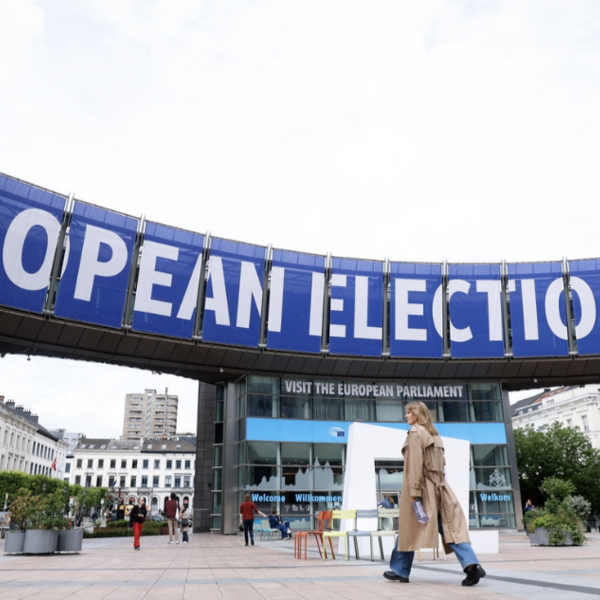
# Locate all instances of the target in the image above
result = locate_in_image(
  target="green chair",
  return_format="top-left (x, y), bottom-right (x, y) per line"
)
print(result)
top-left (322, 509), bottom-right (357, 560)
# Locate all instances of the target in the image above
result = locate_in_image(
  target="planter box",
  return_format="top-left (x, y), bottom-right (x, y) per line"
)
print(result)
top-left (23, 530), bottom-right (58, 554)
top-left (58, 529), bottom-right (83, 553)
top-left (4, 531), bottom-right (25, 554)
top-left (531, 528), bottom-right (575, 546)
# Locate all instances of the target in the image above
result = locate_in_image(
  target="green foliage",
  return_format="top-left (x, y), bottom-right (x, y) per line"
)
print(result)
top-left (0, 471), bottom-right (107, 510)
top-left (565, 495), bottom-right (592, 522)
top-left (529, 476), bottom-right (588, 546)
top-left (540, 477), bottom-right (575, 501)
top-left (8, 487), bottom-right (69, 531)
top-left (8, 488), bottom-right (37, 531)
top-left (514, 422), bottom-right (600, 512)
top-left (83, 527), bottom-right (161, 538)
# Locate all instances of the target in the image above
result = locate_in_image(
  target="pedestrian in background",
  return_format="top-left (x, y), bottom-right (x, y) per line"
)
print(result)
top-left (239, 493), bottom-right (266, 546)
top-left (129, 498), bottom-right (147, 551)
top-left (180, 505), bottom-right (191, 543)
top-left (165, 492), bottom-right (180, 544)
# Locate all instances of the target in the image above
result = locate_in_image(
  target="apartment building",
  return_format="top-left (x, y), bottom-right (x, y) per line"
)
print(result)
top-left (66, 437), bottom-right (196, 513)
top-left (121, 388), bottom-right (178, 440)
top-left (511, 385), bottom-right (600, 449)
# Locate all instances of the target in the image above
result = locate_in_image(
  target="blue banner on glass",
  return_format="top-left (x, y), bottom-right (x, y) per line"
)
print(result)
top-left (246, 418), bottom-right (507, 445)
top-left (390, 262), bottom-right (443, 358)
top-left (201, 238), bottom-right (266, 347)
top-left (0, 174), bottom-right (66, 313)
top-left (266, 249), bottom-right (325, 353)
top-left (328, 258), bottom-right (383, 356)
top-left (54, 202), bottom-right (138, 328)
top-left (568, 260), bottom-right (600, 355)
top-left (507, 262), bottom-right (569, 357)
top-left (131, 223), bottom-right (204, 338)
top-left (448, 264), bottom-right (504, 358)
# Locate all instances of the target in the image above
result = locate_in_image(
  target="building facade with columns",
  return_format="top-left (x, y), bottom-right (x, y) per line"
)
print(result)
top-left (0, 396), bottom-right (68, 479)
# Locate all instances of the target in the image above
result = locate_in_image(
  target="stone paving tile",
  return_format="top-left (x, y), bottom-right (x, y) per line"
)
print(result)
top-left (2, 531), bottom-right (600, 599)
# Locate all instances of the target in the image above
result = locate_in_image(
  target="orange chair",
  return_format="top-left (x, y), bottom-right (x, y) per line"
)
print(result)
top-left (294, 510), bottom-right (334, 559)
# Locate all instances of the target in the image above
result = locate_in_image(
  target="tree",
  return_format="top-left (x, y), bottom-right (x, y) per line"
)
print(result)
top-left (514, 422), bottom-right (600, 513)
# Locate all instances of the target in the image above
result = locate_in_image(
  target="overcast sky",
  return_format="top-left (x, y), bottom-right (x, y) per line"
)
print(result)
top-left (1, 1), bottom-right (599, 436)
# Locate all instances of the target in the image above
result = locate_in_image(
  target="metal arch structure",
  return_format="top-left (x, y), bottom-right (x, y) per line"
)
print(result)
top-left (1, 171), bottom-right (600, 391)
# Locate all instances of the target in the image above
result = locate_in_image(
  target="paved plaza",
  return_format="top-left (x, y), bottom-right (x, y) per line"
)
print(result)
top-left (1, 531), bottom-right (600, 599)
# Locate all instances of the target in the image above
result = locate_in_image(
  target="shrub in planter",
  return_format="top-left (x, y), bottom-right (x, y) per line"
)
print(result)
top-left (529, 478), bottom-right (587, 546)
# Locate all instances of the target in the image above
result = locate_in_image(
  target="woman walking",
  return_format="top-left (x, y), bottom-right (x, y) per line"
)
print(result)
top-left (383, 401), bottom-right (486, 587)
top-left (129, 498), bottom-right (148, 551)
top-left (239, 493), bottom-right (267, 546)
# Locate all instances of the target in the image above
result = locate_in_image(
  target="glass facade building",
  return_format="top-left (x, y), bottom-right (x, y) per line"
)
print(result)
top-left (211, 376), bottom-right (521, 534)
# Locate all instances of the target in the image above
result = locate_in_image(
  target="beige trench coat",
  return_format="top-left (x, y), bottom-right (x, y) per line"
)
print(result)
top-left (397, 424), bottom-right (470, 553)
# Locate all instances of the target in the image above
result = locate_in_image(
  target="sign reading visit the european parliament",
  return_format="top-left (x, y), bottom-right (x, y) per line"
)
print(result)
top-left (3, 172), bottom-right (600, 359)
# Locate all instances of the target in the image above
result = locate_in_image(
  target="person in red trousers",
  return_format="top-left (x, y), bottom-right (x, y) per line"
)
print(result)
top-left (129, 498), bottom-right (148, 550)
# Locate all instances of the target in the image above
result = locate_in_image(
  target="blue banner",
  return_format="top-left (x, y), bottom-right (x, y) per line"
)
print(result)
top-left (54, 202), bottom-right (138, 328)
top-left (568, 260), bottom-right (600, 355)
top-left (507, 262), bottom-right (569, 357)
top-left (328, 258), bottom-right (383, 356)
top-left (246, 418), bottom-right (507, 445)
top-left (131, 223), bottom-right (204, 338)
top-left (448, 264), bottom-right (504, 358)
top-left (0, 174), bottom-right (66, 313)
top-left (266, 249), bottom-right (325, 353)
top-left (201, 238), bottom-right (266, 347)
top-left (389, 262), bottom-right (443, 358)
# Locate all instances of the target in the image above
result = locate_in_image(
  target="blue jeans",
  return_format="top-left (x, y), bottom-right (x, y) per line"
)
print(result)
top-left (273, 521), bottom-right (291, 539)
top-left (389, 515), bottom-right (479, 578)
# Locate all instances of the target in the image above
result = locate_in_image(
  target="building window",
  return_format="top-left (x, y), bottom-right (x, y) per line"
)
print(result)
top-left (75, 475), bottom-right (81, 485)
top-left (154, 460), bottom-right (160, 469)
top-left (110, 459), bottom-right (116, 468)
top-left (582, 415), bottom-right (590, 432)
top-left (132, 460), bottom-right (138, 469)
top-left (165, 476), bottom-right (172, 488)
top-left (141, 476), bottom-right (148, 487)
top-left (120, 476), bottom-right (126, 487)
top-left (98, 459), bottom-right (104, 468)
top-left (65, 463), bottom-right (71, 473)
top-left (174, 476), bottom-right (181, 487)
top-left (143, 460), bottom-right (149, 469)
top-left (185, 460), bottom-right (191, 470)
top-left (176, 460), bottom-right (182, 469)
top-left (184, 475), bottom-right (190, 488)
top-left (96, 475), bottom-right (102, 487)
top-left (131, 476), bottom-right (137, 487)
top-left (121, 460), bottom-right (127, 469)
top-left (76, 459), bottom-right (82, 468)
top-left (166, 460), bottom-right (172, 469)
top-left (87, 459), bottom-right (93, 468)
top-left (153, 476), bottom-right (159, 487)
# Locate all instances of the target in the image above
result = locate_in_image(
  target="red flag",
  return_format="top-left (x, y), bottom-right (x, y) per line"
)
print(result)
top-left (52, 458), bottom-right (57, 471)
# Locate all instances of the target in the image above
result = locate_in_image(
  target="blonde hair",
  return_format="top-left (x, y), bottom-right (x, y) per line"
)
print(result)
top-left (406, 401), bottom-right (439, 436)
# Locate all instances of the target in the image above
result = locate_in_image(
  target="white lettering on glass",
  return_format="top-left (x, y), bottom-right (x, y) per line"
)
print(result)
top-left (395, 278), bottom-right (426, 341)
top-left (354, 275), bottom-right (382, 340)
top-left (74, 224), bottom-right (128, 302)
top-left (134, 240), bottom-right (178, 317)
top-left (3, 208), bottom-right (61, 291)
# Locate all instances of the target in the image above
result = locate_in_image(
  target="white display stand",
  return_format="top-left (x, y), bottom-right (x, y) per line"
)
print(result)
top-left (341, 423), bottom-right (498, 557)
